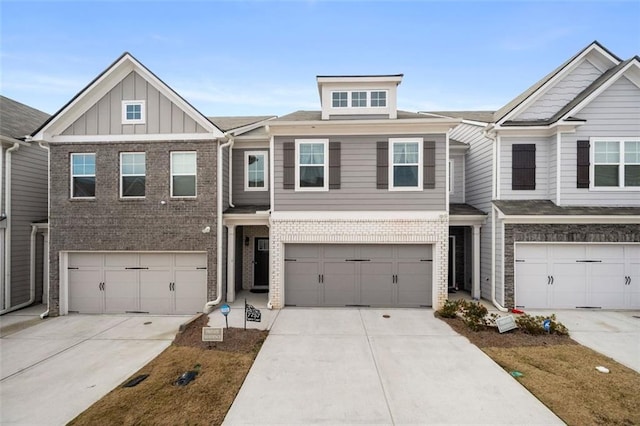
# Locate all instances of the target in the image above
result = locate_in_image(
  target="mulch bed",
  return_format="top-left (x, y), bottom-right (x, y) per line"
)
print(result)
top-left (173, 313), bottom-right (268, 353)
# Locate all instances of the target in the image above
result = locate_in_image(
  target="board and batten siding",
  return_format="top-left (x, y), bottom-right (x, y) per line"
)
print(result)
top-left (10, 144), bottom-right (48, 305)
top-left (500, 136), bottom-right (553, 200)
top-left (560, 76), bottom-right (640, 206)
top-left (62, 71), bottom-right (208, 136)
top-left (449, 152), bottom-right (464, 203)
top-left (515, 59), bottom-right (603, 121)
top-left (232, 148), bottom-right (270, 206)
top-left (451, 123), bottom-right (493, 299)
top-left (274, 134), bottom-right (446, 211)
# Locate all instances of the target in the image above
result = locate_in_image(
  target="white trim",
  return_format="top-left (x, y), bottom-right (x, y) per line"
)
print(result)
top-left (496, 134), bottom-right (501, 199)
top-left (556, 132), bottom-right (562, 205)
top-left (120, 152), bottom-right (146, 199)
top-left (461, 155), bottom-right (466, 204)
top-left (244, 150), bottom-right (268, 192)
top-left (121, 100), bottom-right (145, 124)
top-left (269, 135), bottom-right (275, 211)
top-left (497, 214), bottom-right (640, 224)
top-left (590, 138), bottom-right (640, 191)
top-left (170, 151), bottom-right (197, 198)
top-left (294, 139), bottom-right (329, 192)
top-left (267, 118), bottom-right (459, 136)
top-left (271, 210), bottom-right (446, 221)
top-left (445, 132), bottom-right (450, 210)
top-left (449, 159), bottom-right (454, 195)
top-left (46, 133), bottom-right (216, 143)
top-left (388, 137), bottom-right (423, 191)
top-left (70, 152), bottom-right (96, 199)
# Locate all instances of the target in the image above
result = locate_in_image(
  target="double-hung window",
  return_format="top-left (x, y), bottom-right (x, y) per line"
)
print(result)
top-left (389, 138), bottom-right (423, 190)
top-left (295, 139), bottom-right (328, 191)
top-left (245, 151), bottom-right (268, 191)
top-left (120, 152), bottom-right (145, 198)
top-left (592, 139), bottom-right (640, 188)
top-left (171, 151), bottom-right (197, 197)
top-left (71, 153), bottom-right (96, 198)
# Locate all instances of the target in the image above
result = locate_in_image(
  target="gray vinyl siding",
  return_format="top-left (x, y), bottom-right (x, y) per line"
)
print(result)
top-left (10, 143), bottom-right (48, 305)
top-left (232, 148), bottom-right (270, 206)
top-left (450, 123), bottom-right (493, 300)
top-left (515, 59), bottom-right (602, 121)
top-left (500, 136), bottom-right (552, 200)
top-left (62, 71), bottom-right (208, 136)
top-left (274, 134), bottom-right (446, 211)
top-left (560, 76), bottom-right (640, 206)
top-left (449, 152), bottom-right (464, 203)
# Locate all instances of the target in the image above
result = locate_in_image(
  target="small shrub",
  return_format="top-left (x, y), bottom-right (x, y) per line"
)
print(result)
top-left (460, 301), bottom-right (489, 331)
top-left (437, 299), bottom-right (461, 318)
top-left (515, 313), bottom-right (569, 335)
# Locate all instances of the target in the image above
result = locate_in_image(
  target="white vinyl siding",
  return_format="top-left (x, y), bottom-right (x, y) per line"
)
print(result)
top-left (171, 151), bottom-right (197, 197)
top-left (560, 76), bottom-right (640, 205)
top-left (500, 136), bottom-right (551, 199)
top-left (449, 154), bottom-right (465, 203)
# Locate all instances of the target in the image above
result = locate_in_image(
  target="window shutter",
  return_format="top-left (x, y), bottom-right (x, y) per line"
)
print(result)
top-left (512, 144), bottom-right (536, 190)
top-left (329, 142), bottom-right (341, 189)
top-left (576, 140), bottom-right (590, 188)
top-left (423, 141), bottom-right (436, 189)
top-left (283, 142), bottom-right (295, 189)
top-left (376, 141), bottom-right (388, 189)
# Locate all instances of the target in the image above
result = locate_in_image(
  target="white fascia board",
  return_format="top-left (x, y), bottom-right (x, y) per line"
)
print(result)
top-left (223, 214), bottom-right (270, 226)
top-left (271, 211), bottom-right (447, 221)
top-left (559, 60), bottom-right (640, 120)
top-left (232, 139), bottom-right (269, 148)
top-left (316, 75), bottom-right (403, 84)
top-left (0, 135), bottom-right (29, 147)
top-left (267, 119), bottom-right (460, 136)
top-left (228, 117), bottom-right (277, 137)
top-left (48, 133), bottom-right (218, 143)
top-left (497, 43), bottom-right (620, 126)
top-left (499, 215), bottom-right (640, 224)
top-left (448, 215), bottom-right (487, 226)
top-left (492, 122), bottom-right (581, 137)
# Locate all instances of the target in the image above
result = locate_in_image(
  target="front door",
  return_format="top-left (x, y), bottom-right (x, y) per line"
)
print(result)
top-left (254, 238), bottom-right (269, 287)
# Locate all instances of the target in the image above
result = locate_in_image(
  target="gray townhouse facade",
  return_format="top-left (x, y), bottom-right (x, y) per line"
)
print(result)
top-left (28, 40), bottom-right (639, 317)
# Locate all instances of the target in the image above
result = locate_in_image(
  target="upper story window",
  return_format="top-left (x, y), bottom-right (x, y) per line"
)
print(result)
top-left (120, 152), bottom-right (145, 198)
top-left (592, 139), bottom-right (640, 189)
top-left (245, 151), bottom-right (268, 191)
top-left (389, 138), bottom-right (423, 190)
top-left (171, 151), bottom-right (197, 197)
top-left (71, 153), bottom-right (96, 198)
top-left (371, 91), bottom-right (387, 107)
top-left (122, 100), bottom-right (146, 124)
top-left (351, 91), bottom-right (367, 107)
top-left (332, 92), bottom-right (348, 108)
top-left (512, 144), bottom-right (536, 190)
top-left (295, 139), bottom-right (328, 191)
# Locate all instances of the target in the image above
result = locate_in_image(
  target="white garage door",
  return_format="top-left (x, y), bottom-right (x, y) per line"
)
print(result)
top-left (515, 244), bottom-right (639, 309)
top-left (284, 244), bottom-right (432, 307)
top-left (68, 252), bottom-right (207, 314)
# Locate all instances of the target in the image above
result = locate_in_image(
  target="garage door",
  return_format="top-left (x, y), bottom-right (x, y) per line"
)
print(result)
top-left (284, 244), bottom-right (432, 307)
top-left (515, 244), bottom-right (639, 309)
top-left (68, 252), bottom-right (207, 314)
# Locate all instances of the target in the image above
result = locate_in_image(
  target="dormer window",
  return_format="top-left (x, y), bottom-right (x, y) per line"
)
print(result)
top-left (371, 91), bottom-right (387, 107)
top-left (122, 100), bottom-right (145, 124)
top-left (351, 91), bottom-right (367, 107)
top-left (332, 92), bottom-right (348, 108)
top-left (318, 75), bottom-right (402, 119)
top-left (330, 90), bottom-right (388, 109)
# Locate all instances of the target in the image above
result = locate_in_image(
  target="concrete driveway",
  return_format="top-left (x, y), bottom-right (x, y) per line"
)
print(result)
top-left (224, 308), bottom-right (562, 425)
top-left (0, 312), bottom-right (190, 425)
top-left (530, 309), bottom-right (640, 373)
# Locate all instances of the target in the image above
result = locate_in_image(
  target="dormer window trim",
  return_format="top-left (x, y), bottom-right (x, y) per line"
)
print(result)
top-left (330, 90), bottom-right (388, 109)
top-left (122, 100), bottom-right (146, 124)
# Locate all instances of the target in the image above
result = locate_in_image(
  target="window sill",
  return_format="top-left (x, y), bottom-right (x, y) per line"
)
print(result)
top-left (119, 197), bottom-right (146, 201)
top-left (69, 197), bottom-right (96, 201)
top-left (588, 187), bottom-right (640, 191)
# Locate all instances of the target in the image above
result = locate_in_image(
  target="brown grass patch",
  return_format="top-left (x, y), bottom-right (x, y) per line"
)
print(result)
top-left (439, 315), bottom-right (640, 426)
top-left (69, 314), bottom-right (268, 426)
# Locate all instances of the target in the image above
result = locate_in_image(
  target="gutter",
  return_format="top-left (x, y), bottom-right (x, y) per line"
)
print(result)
top-left (0, 143), bottom-right (21, 314)
top-left (39, 142), bottom-right (51, 319)
top-left (228, 138), bottom-right (235, 208)
top-left (203, 134), bottom-right (234, 313)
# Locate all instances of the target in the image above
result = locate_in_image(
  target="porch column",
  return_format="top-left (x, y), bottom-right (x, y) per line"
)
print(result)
top-left (227, 224), bottom-right (236, 303)
top-left (473, 224), bottom-right (481, 300)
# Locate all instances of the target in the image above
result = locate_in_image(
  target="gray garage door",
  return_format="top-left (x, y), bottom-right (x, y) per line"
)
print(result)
top-left (284, 244), bottom-right (432, 307)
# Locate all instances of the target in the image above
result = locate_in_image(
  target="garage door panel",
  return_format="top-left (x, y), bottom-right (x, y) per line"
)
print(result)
top-left (174, 253), bottom-right (207, 268)
top-left (552, 245), bottom-right (586, 259)
top-left (590, 262), bottom-right (625, 309)
top-left (360, 262), bottom-right (393, 306)
top-left (515, 263), bottom-right (549, 308)
top-left (69, 253), bottom-right (103, 268)
top-left (174, 269), bottom-right (207, 314)
top-left (323, 245), bottom-right (357, 259)
top-left (139, 253), bottom-right (173, 267)
top-left (397, 262), bottom-right (431, 307)
top-left (323, 262), bottom-right (357, 305)
top-left (396, 245), bottom-right (431, 259)
top-left (104, 254), bottom-right (137, 268)
top-left (103, 270), bottom-right (139, 313)
top-left (550, 262), bottom-right (587, 308)
top-left (69, 269), bottom-right (102, 313)
top-left (285, 244), bottom-right (319, 259)
top-left (139, 270), bottom-right (172, 314)
top-left (360, 245), bottom-right (393, 259)
top-left (285, 261), bottom-right (320, 306)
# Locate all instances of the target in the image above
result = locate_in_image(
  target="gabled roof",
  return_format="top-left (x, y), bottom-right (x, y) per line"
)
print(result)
top-left (422, 111), bottom-right (495, 123)
top-left (208, 116), bottom-right (275, 132)
top-left (494, 41), bottom-right (621, 124)
top-left (494, 200), bottom-right (640, 216)
top-left (31, 52), bottom-right (223, 140)
top-left (0, 96), bottom-right (50, 141)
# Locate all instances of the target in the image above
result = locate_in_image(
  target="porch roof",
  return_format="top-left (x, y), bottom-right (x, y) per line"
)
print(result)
top-left (494, 200), bottom-right (640, 216)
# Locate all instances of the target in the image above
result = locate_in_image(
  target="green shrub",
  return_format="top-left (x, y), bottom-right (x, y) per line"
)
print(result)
top-left (437, 299), bottom-right (461, 318)
top-left (515, 313), bottom-right (569, 335)
top-left (460, 301), bottom-right (489, 331)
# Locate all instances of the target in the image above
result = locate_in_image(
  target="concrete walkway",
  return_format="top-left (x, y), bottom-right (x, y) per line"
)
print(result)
top-left (0, 312), bottom-right (190, 425)
top-left (224, 308), bottom-right (562, 425)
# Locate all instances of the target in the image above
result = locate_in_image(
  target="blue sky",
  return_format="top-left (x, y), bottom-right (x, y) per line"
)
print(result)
top-left (1, 1), bottom-right (639, 118)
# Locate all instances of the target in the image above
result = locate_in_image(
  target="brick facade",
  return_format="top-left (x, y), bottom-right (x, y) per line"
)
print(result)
top-left (502, 223), bottom-right (640, 307)
top-left (48, 140), bottom-right (218, 316)
top-left (268, 214), bottom-right (449, 309)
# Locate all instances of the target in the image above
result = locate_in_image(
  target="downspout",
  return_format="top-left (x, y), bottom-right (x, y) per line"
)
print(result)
top-left (203, 134), bottom-right (234, 313)
top-left (0, 143), bottom-right (20, 315)
top-left (228, 139), bottom-right (235, 208)
top-left (39, 142), bottom-right (50, 319)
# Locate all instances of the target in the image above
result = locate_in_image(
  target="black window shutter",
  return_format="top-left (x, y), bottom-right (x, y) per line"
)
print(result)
top-left (512, 144), bottom-right (536, 190)
top-left (329, 142), bottom-right (341, 189)
top-left (376, 141), bottom-right (388, 189)
top-left (576, 140), bottom-right (590, 188)
top-left (423, 141), bottom-right (436, 189)
top-left (283, 142), bottom-right (295, 189)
